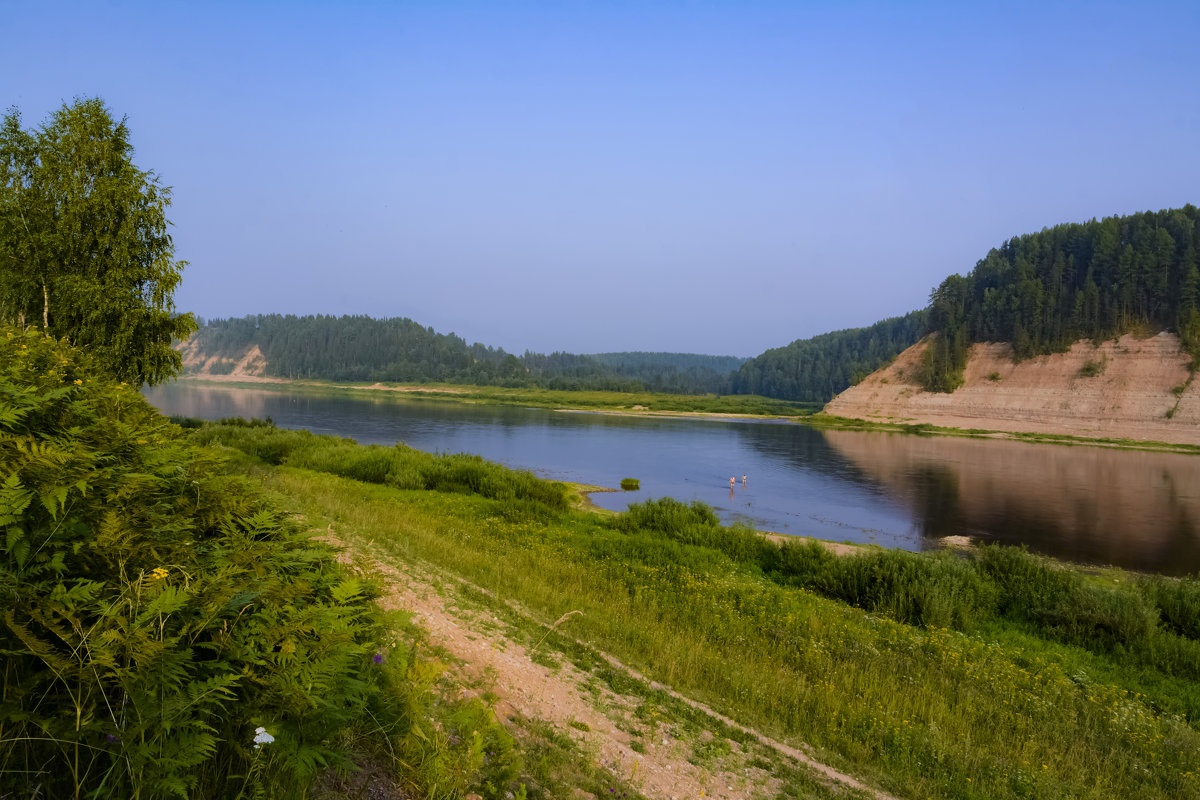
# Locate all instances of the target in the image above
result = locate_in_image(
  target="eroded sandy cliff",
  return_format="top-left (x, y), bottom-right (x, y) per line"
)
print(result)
top-left (824, 332), bottom-right (1200, 445)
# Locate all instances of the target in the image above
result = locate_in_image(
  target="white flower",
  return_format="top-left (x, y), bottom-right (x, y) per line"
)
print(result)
top-left (253, 726), bottom-right (275, 749)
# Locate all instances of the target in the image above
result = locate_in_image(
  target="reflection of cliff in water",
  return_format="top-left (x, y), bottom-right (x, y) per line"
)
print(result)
top-left (823, 430), bottom-right (1200, 576)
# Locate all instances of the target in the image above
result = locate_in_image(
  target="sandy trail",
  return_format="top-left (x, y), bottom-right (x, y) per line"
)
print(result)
top-left (323, 533), bottom-right (895, 800)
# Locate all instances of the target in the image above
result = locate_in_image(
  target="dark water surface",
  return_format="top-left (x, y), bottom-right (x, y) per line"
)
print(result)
top-left (144, 383), bottom-right (1200, 576)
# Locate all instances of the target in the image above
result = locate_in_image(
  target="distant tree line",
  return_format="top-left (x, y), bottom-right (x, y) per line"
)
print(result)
top-left (587, 351), bottom-right (744, 394)
top-left (923, 206), bottom-right (1200, 391)
top-left (186, 314), bottom-right (742, 394)
top-left (187, 312), bottom-right (935, 403)
top-left (729, 311), bottom-right (930, 403)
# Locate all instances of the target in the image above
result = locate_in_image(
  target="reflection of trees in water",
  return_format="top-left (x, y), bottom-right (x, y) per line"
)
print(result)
top-left (732, 421), bottom-right (885, 490)
top-left (820, 429), bottom-right (1200, 577)
top-left (908, 463), bottom-right (963, 541)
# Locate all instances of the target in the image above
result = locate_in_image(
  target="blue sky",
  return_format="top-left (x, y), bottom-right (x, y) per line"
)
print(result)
top-left (4, 1), bottom-right (1198, 357)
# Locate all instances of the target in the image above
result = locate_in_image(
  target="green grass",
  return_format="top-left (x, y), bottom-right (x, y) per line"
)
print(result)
top-left (210, 425), bottom-right (1200, 800)
top-left (178, 376), bottom-right (821, 417)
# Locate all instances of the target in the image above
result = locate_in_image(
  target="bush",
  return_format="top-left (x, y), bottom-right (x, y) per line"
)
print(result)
top-left (0, 328), bottom-right (388, 798)
top-left (774, 543), bottom-right (997, 630)
top-left (617, 497), bottom-right (719, 534)
top-left (620, 478), bottom-right (639, 490)
top-left (195, 424), bottom-right (569, 513)
top-left (1141, 574), bottom-right (1200, 640)
top-left (975, 545), bottom-right (1159, 652)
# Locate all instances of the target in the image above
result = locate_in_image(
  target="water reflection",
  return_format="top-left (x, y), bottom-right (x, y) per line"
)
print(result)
top-left (822, 431), bottom-right (1200, 575)
top-left (145, 383), bottom-right (1200, 575)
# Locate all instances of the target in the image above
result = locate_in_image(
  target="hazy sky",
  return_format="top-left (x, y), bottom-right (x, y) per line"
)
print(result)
top-left (4, 1), bottom-right (1198, 357)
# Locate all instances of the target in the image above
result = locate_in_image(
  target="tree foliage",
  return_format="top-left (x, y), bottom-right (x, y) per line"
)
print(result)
top-left (922, 205), bottom-right (1200, 390)
top-left (186, 314), bottom-right (741, 394)
top-left (0, 98), bottom-right (195, 386)
top-left (730, 311), bottom-right (929, 402)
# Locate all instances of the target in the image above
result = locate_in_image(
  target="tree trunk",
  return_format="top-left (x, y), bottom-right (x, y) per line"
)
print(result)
top-left (42, 282), bottom-right (48, 332)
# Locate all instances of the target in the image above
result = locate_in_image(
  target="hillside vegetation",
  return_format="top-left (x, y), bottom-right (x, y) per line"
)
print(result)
top-left (184, 314), bottom-right (741, 394)
top-left (731, 311), bottom-right (928, 403)
top-left (182, 312), bottom-right (932, 406)
top-left (924, 206), bottom-right (1200, 391)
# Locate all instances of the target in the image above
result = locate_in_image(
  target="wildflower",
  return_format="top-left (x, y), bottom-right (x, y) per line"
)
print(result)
top-left (73, 379), bottom-right (82, 385)
top-left (150, 567), bottom-right (169, 580)
top-left (373, 653), bottom-right (384, 664)
top-left (253, 726), bottom-right (275, 749)
top-left (105, 734), bottom-right (120, 744)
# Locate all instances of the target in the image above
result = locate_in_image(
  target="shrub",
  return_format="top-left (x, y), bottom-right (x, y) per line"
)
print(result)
top-left (620, 478), bottom-right (639, 490)
top-left (196, 424), bottom-right (569, 512)
top-left (0, 328), bottom-right (386, 799)
top-left (775, 544), bottom-right (997, 630)
top-left (1141, 574), bottom-right (1200, 640)
top-left (975, 545), bottom-right (1159, 652)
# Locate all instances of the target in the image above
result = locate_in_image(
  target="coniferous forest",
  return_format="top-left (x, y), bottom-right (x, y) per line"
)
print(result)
top-left (186, 311), bottom-right (934, 403)
top-left (186, 206), bottom-right (1200, 402)
top-left (923, 206), bottom-right (1200, 391)
top-left (188, 314), bottom-right (741, 394)
top-left (729, 311), bottom-right (929, 403)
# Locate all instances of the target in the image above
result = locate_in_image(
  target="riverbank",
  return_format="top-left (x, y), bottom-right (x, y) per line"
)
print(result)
top-left (176, 374), bottom-right (1200, 455)
top-left (176, 374), bottom-right (816, 417)
top-left (198, 421), bottom-right (1200, 800)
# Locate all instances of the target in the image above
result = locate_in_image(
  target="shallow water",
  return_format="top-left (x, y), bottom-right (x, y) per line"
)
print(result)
top-left (145, 382), bottom-right (1200, 575)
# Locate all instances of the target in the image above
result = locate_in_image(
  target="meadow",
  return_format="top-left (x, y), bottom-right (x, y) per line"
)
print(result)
top-left (198, 420), bottom-right (1200, 800)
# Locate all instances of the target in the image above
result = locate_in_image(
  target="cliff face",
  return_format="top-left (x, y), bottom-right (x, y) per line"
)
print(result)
top-left (176, 340), bottom-right (269, 379)
top-left (824, 332), bottom-right (1200, 445)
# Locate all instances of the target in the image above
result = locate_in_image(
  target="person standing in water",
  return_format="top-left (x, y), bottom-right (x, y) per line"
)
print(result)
top-left (729, 476), bottom-right (736, 489)
top-left (742, 474), bottom-right (747, 487)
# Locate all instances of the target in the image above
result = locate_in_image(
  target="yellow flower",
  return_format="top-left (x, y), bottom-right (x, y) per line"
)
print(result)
top-left (150, 567), bottom-right (169, 580)
top-left (73, 379), bottom-right (82, 385)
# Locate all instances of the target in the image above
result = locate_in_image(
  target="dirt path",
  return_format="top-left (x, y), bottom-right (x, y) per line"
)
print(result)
top-left (323, 533), bottom-right (896, 800)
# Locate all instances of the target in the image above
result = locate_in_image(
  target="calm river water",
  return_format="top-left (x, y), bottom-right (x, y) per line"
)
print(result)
top-left (144, 383), bottom-right (1200, 576)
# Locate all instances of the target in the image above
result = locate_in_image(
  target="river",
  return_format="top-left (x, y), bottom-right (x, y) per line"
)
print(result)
top-left (144, 382), bottom-right (1200, 576)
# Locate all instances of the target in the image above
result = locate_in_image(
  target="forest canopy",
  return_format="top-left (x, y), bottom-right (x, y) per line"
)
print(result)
top-left (730, 311), bottom-right (929, 403)
top-left (922, 206), bottom-right (1200, 391)
top-left (186, 314), bottom-right (743, 394)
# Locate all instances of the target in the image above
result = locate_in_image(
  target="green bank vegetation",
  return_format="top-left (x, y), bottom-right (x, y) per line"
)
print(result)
top-left (182, 375), bottom-right (821, 417)
top-left (0, 328), bottom-right (536, 799)
top-left (193, 419), bottom-right (1200, 800)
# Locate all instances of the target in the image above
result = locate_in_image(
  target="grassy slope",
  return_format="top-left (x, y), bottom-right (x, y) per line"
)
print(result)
top-left (225, 451), bottom-right (1200, 800)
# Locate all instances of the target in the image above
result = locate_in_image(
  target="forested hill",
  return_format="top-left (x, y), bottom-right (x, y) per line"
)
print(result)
top-left (923, 205), bottom-right (1200, 391)
top-left (182, 314), bottom-right (740, 394)
top-left (729, 311), bottom-right (930, 403)
top-left (585, 352), bottom-right (746, 394)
